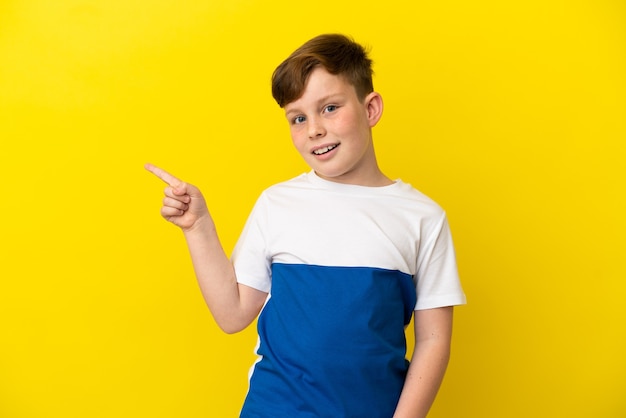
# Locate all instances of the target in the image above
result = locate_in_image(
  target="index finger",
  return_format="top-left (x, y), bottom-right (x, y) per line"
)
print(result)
top-left (144, 163), bottom-right (183, 187)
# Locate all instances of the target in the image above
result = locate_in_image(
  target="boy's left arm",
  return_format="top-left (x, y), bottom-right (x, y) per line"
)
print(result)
top-left (392, 306), bottom-right (454, 418)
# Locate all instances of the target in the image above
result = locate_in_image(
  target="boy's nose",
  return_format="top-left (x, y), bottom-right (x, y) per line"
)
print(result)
top-left (308, 118), bottom-right (326, 139)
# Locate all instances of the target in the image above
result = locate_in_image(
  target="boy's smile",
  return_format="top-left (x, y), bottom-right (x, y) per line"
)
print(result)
top-left (284, 67), bottom-right (391, 186)
top-left (312, 143), bottom-right (339, 156)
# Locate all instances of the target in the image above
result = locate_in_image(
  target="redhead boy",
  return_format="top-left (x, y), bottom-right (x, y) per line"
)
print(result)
top-left (146, 34), bottom-right (465, 417)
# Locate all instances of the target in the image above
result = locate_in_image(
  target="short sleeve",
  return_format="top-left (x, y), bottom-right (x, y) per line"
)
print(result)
top-left (231, 193), bottom-right (272, 293)
top-left (414, 212), bottom-right (466, 310)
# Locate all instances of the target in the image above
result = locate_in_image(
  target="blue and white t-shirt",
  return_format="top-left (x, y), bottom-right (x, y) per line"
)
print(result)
top-left (232, 171), bottom-right (466, 418)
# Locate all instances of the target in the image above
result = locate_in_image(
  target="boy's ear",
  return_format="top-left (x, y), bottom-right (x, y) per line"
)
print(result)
top-left (365, 92), bottom-right (383, 127)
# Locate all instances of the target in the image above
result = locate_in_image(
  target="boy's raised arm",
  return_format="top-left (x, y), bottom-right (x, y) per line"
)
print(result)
top-left (145, 163), bottom-right (267, 333)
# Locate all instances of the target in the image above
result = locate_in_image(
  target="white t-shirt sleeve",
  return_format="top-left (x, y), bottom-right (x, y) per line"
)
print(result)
top-left (414, 212), bottom-right (466, 310)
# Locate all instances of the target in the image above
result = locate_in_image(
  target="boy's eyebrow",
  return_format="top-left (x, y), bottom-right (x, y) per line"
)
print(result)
top-left (285, 93), bottom-right (344, 116)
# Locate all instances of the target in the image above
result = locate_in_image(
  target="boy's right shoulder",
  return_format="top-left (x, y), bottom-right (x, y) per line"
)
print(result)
top-left (263, 172), bottom-right (310, 194)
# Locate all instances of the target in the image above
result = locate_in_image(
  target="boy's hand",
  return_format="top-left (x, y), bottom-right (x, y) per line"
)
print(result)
top-left (144, 163), bottom-right (210, 231)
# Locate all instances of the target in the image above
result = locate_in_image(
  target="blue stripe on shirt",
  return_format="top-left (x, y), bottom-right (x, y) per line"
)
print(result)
top-left (241, 263), bottom-right (417, 418)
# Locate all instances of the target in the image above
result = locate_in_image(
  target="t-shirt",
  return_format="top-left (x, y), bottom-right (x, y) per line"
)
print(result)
top-left (232, 171), bottom-right (466, 418)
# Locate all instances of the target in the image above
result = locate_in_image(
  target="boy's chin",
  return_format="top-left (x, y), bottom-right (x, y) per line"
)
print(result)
top-left (315, 170), bottom-right (357, 184)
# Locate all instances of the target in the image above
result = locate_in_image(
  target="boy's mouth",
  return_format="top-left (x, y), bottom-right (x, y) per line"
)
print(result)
top-left (312, 144), bottom-right (339, 155)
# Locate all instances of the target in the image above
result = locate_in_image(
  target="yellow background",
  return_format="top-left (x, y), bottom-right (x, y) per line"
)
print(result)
top-left (1, 1), bottom-right (624, 417)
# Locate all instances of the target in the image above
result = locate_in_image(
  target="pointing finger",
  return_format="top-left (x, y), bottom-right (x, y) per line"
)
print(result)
top-left (145, 163), bottom-right (183, 187)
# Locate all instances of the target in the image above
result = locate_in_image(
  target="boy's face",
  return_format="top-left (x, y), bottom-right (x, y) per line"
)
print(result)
top-left (284, 67), bottom-right (384, 186)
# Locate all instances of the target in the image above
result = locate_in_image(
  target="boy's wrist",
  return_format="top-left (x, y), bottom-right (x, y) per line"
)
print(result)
top-left (181, 213), bottom-right (215, 236)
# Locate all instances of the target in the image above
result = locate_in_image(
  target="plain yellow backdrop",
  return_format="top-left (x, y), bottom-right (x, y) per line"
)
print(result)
top-left (1, 1), bottom-right (624, 417)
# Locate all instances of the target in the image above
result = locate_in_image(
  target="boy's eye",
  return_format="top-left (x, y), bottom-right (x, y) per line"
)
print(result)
top-left (324, 105), bottom-right (337, 113)
top-left (293, 115), bottom-right (306, 125)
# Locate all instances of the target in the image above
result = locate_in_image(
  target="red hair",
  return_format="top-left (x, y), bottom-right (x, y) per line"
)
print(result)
top-left (271, 34), bottom-right (374, 108)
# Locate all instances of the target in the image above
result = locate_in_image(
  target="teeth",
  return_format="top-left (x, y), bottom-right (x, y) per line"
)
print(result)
top-left (313, 145), bottom-right (337, 155)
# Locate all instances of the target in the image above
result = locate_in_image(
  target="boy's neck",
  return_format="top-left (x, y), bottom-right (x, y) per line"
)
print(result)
top-left (314, 167), bottom-right (394, 187)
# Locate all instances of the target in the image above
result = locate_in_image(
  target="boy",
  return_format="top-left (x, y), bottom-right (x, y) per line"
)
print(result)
top-left (146, 34), bottom-right (465, 417)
